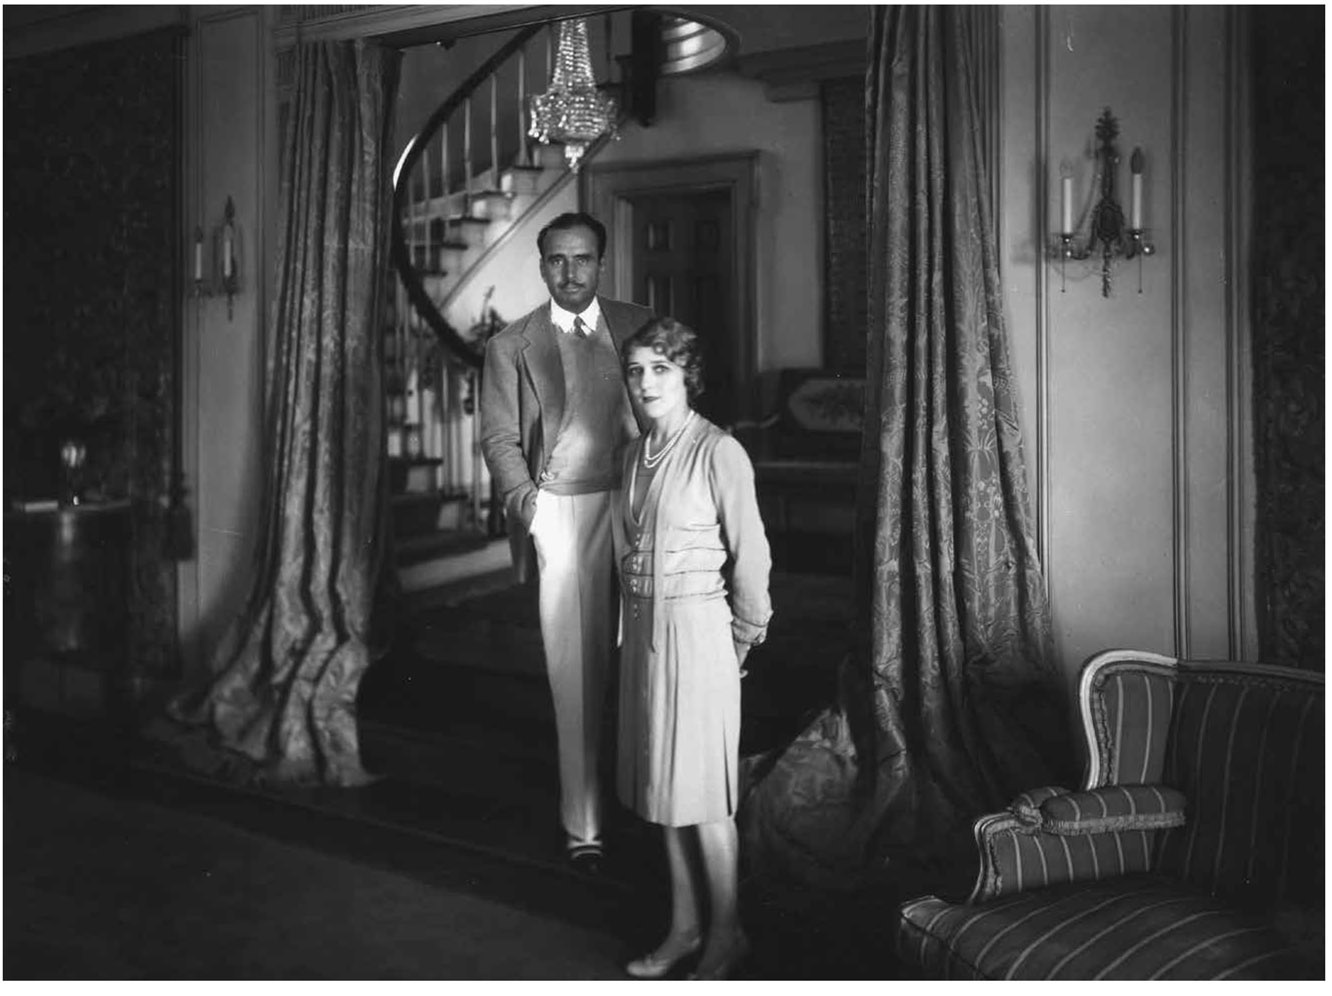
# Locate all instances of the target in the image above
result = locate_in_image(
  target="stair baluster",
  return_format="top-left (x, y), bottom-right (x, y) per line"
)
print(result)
top-left (489, 74), bottom-right (499, 190)
top-left (442, 119), bottom-right (450, 218)
top-left (463, 93), bottom-right (472, 202)
top-left (516, 47), bottom-right (528, 167)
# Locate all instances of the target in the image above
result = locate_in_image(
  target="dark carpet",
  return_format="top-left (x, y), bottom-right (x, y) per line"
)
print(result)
top-left (3, 766), bottom-right (633, 979)
top-left (6, 566), bottom-right (907, 979)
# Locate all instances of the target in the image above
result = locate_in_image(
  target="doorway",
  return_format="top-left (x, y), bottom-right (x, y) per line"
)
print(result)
top-left (627, 187), bottom-right (733, 424)
top-left (583, 153), bottom-right (758, 427)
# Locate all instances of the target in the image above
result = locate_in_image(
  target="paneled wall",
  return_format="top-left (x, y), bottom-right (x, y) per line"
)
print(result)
top-left (999, 6), bottom-right (1255, 688)
top-left (177, 7), bottom-right (275, 676)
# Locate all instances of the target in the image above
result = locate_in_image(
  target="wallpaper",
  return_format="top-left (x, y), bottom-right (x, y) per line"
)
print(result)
top-left (1250, 8), bottom-right (1324, 669)
top-left (5, 27), bottom-right (182, 680)
top-left (821, 76), bottom-right (869, 375)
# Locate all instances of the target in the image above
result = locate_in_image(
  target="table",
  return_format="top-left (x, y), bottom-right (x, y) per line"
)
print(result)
top-left (4, 499), bottom-right (132, 715)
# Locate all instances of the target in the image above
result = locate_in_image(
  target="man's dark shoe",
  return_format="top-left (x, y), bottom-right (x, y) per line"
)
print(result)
top-left (567, 845), bottom-right (604, 876)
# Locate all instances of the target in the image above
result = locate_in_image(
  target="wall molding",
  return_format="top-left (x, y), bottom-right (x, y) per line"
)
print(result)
top-left (735, 39), bottom-right (866, 102)
top-left (3, 5), bottom-right (185, 60)
top-left (1170, 6), bottom-right (1190, 658)
top-left (1224, 7), bottom-right (1254, 659)
top-left (270, 4), bottom-right (603, 48)
top-left (1035, 5), bottom-right (1052, 594)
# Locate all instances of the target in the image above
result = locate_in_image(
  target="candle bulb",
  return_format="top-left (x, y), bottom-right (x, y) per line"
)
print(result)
top-left (1060, 175), bottom-right (1073, 235)
top-left (1130, 147), bottom-right (1144, 230)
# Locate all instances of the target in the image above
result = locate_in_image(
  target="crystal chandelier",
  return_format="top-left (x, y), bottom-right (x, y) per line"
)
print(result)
top-left (528, 18), bottom-right (618, 172)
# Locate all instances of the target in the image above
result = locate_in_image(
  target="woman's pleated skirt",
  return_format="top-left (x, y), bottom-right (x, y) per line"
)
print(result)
top-left (617, 593), bottom-right (741, 827)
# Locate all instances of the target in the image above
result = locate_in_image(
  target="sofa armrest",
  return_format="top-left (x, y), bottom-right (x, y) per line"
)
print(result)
top-left (1039, 785), bottom-right (1186, 835)
top-left (967, 785), bottom-right (1184, 903)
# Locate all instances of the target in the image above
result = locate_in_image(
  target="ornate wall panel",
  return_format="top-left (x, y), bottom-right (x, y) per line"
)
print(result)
top-left (999, 6), bottom-right (1260, 694)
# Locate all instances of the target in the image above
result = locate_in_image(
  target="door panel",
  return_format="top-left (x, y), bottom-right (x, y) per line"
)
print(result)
top-left (629, 188), bottom-right (735, 425)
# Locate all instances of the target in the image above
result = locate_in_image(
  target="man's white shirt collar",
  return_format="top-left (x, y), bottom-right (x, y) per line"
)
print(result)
top-left (549, 297), bottom-right (601, 335)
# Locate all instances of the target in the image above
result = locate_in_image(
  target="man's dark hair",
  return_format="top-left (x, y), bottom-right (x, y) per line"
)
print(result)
top-left (537, 211), bottom-right (608, 259)
top-left (621, 317), bottom-right (706, 404)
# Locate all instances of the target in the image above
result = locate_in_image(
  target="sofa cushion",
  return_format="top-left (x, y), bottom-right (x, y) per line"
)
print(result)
top-left (1040, 785), bottom-right (1187, 835)
top-left (897, 877), bottom-right (1316, 980)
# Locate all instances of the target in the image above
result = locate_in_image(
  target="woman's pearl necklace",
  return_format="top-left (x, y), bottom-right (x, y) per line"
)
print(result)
top-left (641, 411), bottom-right (695, 470)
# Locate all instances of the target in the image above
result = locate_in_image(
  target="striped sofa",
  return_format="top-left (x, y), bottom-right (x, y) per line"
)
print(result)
top-left (896, 650), bottom-right (1324, 980)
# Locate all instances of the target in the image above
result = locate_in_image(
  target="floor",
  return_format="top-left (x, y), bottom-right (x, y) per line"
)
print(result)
top-left (4, 766), bottom-right (633, 980)
top-left (4, 555), bottom-right (906, 980)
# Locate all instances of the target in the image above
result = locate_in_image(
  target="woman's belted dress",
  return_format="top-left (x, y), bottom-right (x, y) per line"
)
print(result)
top-left (613, 416), bottom-right (772, 827)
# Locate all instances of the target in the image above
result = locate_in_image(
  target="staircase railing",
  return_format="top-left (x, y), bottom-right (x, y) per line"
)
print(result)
top-left (390, 21), bottom-right (544, 371)
top-left (386, 15), bottom-right (634, 546)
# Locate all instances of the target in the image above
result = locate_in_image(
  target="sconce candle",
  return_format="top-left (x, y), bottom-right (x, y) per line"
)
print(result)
top-left (1130, 147), bottom-right (1144, 230)
top-left (1061, 175), bottom-right (1074, 235)
top-left (220, 195), bottom-right (239, 319)
top-left (193, 229), bottom-right (204, 283)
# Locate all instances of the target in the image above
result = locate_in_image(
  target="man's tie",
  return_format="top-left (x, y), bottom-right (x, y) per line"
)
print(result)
top-left (572, 315), bottom-right (589, 337)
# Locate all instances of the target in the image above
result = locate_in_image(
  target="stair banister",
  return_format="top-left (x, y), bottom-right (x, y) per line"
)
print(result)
top-left (390, 21), bottom-right (544, 369)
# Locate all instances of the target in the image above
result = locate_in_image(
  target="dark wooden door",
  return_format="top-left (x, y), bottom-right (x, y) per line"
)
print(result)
top-left (628, 188), bottom-right (735, 425)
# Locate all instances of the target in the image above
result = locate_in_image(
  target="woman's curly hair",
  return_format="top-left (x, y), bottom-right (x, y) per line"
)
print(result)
top-left (621, 317), bottom-right (705, 404)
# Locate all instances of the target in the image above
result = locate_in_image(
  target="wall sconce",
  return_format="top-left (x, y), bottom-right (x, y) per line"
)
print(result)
top-left (1050, 108), bottom-right (1155, 297)
top-left (192, 196), bottom-right (240, 319)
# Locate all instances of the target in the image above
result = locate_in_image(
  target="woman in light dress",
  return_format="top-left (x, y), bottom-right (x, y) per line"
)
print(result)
top-left (613, 317), bottom-right (772, 981)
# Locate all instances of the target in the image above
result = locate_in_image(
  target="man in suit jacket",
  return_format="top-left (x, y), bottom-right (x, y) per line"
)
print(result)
top-left (480, 211), bottom-right (654, 873)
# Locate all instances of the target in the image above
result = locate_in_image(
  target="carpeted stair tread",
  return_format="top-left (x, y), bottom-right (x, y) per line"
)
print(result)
top-left (359, 651), bottom-right (555, 733)
top-left (395, 528), bottom-right (492, 567)
top-left (359, 715), bottom-right (558, 788)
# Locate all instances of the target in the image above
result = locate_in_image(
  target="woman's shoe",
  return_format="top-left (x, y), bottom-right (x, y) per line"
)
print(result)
top-left (686, 931), bottom-right (751, 981)
top-left (625, 935), bottom-right (703, 980)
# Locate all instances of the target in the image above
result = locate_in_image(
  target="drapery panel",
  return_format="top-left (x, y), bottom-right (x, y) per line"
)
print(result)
top-left (164, 40), bottom-right (401, 786)
top-left (742, 6), bottom-right (1070, 890)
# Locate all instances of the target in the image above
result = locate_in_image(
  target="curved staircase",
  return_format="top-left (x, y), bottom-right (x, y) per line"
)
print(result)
top-left (384, 11), bottom-right (732, 597)
top-left (385, 19), bottom-right (620, 598)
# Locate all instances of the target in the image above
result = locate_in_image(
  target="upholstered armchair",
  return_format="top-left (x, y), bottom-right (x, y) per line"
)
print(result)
top-left (896, 650), bottom-right (1324, 980)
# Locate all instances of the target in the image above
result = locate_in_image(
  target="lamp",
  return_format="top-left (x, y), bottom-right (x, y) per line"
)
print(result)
top-left (192, 196), bottom-right (240, 319)
top-left (59, 438), bottom-right (87, 507)
top-left (1051, 108), bottom-right (1155, 297)
top-left (528, 18), bottom-right (618, 172)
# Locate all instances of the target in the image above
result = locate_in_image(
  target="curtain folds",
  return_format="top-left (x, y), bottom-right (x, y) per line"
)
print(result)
top-left (163, 40), bottom-right (401, 787)
top-left (741, 6), bottom-right (1070, 891)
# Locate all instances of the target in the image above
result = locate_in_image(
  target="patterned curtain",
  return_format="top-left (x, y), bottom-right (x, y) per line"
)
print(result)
top-left (162, 40), bottom-right (401, 786)
top-left (741, 7), bottom-right (1070, 891)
